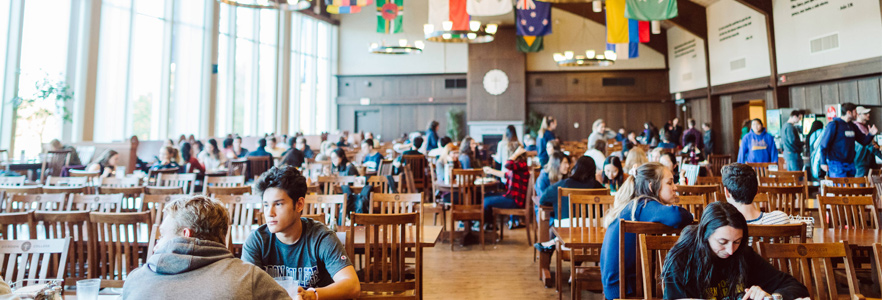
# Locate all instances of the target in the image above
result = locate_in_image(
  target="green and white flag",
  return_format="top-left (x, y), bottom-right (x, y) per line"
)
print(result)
top-left (517, 36), bottom-right (543, 53)
top-left (624, 0), bottom-right (678, 21)
top-left (377, 0), bottom-right (404, 34)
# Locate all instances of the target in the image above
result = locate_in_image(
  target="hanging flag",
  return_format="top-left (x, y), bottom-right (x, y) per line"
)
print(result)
top-left (467, 0), bottom-right (513, 16)
top-left (376, 0), bottom-right (404, 34)
top-left (326, 0), bottom-right (375, 14)
top-left (429, 0), bottom-right (469, 30)
top-left (624, 0), bottom-right (678, 21)
top-left (639, 20), bottom-right (650, 43)
top-left (516, 0), bottom-right (551, 37)
top-left (449, 0), bottom-right (469, 30)
top-left (605, 0), bottom-right (628, 44)
top-left (517, 35), bottom-right (543, 52)
top-left (607, 43), bottom-right (639, 59)
top-left (628, 19), bottom-right (649, 44)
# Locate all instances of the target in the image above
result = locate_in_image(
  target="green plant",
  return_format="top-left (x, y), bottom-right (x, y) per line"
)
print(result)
top-left (525, 109), bottom-right (544, 137)
top-left (11, 77), bottom-right (74, 148)
top-left (446, 108), bottom-right (465, 141)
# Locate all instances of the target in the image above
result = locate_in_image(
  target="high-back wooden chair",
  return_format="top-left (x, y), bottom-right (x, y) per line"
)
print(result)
top-left (89, 212), bottom-right (152, 286)
top-left (206, 185), bottom-right (252, 196)
top-left (0, 176), bottom-right (26, 186)
top-left (757, 242), bottom-right (864, 300)
top-left (214, 195), bottom-right (264, 228)
top-left (752, 192), bottom-right (771, 211)
top-left (820, 185), bottom-right (875, 198)
top-left (769, 170), bottom-right (807, 182)
top-left (825, 176), bottom-right (869, 187)
top-left (227, 159), bottom-right (248, 176)
top-left (675, 185), bottom-right (718, 206)
top-left (34, 211), bottom-right (91, 283)
top-left (450, 169), bottom-right (485, 251)
top-left (671, 195), bottom-right (705, 219)
top-left (247, 156), bottom-right (273, 180)
top-left (156, 173), bottom-right (197, 194)
top-left (568, 194), bottom-right (615, 228)
top-left (146, 167), bottom-right (179, 185)
top-left (68, 194), bottom-right (123, 212)
top-left (141, 194), bottom-right (190, 225)
top-left (347, 213), bottom-right (421, 299)
top-left (759, 176), bottom-right (799, 186)
top-left (370, 193), bottom-right (422, 215)
top-left (145, 186), bottom-right (185, 195)
top-left (304, 194), bottom-right (347, 228)
top-left (40, 150), bottom-right (71, 184)
top-left (99, 177), bottom-right (141, 187)
top-left (758, 185), bottom-right (808, 216)
top-left (68, 169), bottom-right (100, 183)
top-left (707, 154), bottom-right (732, 176)
top-left (401, 154), bottom-right (430, 193)
top-left (204, 175), bottom-right (245, 188)
top-left (45, 176), bottom-right (88, 187)
top-left (747, 223), bottom-right (806, 251)
top-left (619, 220), bottom-right (683, 298)
top-left (377, 159), bottom-right (394, 176)
top-left (317, 176), bottom-right (358, 195)
top-left (7, 194), bottom-right (66, 212)
top-left (817, 196), bottom-right (879, 229)
top-left (746, 162), bottom-right (776, 178)
top-left (556, 188), bottom-right (610, 226)
top-left (0, 211), bottom-right (36, 240)
top-left (637, 234), bottom-right (680, 299)
top-left (366, 176), bottom-right (393, 194)
top-left (0, 238), bottom-right (70, 287)
top-left (560, 194), bottom-right (616, 299)
top-left (41, 186), bottom-right (85, 195)
top-left (98, 186), bottom-right (145, 212)
top-left (302, 213), bottom-right (326, 224)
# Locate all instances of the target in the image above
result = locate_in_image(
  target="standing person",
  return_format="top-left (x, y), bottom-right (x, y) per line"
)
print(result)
top-left (600, 162), bottom-right (693, 299)
top-left (537, 116), bottom-right (558, 166)
top-left (781, 110), bottom-right (805, 172)
top-left (661, 202), bottom-right (809, 300)
top-left (680, 119), bottom-right (704, 150)
top-left (670, 118), bottom-right (684, 147)
top-left (588, 119), bottom-right (616, 149)
top-left (425, 120), bottom-right (440, 153)
top-left (722, 163), bottom-right (788, 225)
top-left (495, 125), bottom-right (521, 183)
top-left (807, 120), bottom-right (826, 180)
top-left (702, 122), bottom-right (714, 155)
top-left (853, 106), bottom-right (882, 177)
top-left (737, 119), bottom-right (778, 164)
top-left (482, 147), bottom-right (530, 229)
top-left (820, 102), bottom-right (879, 177)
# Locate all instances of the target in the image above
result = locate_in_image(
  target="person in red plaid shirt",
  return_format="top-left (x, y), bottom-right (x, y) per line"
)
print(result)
top-left (482, 146), bottom-right (530, 229)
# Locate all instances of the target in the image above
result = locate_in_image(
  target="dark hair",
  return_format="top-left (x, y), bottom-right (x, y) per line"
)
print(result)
top-left (702, 122), bottom-right (711, 128)
top-left (269, 137), bottom-right (277, 143)
top-left (427, 120), bottom-right (439, 132)
top-left (235, 136), bottom-right (243, 141)
top-left (412, 136), bottom-right (424, 149)
top-left (223, 138), bottom-right (233, 149)
top-left (721, 163), bottom-right (758, 204)
top-left (331, 148), bottom-right (351, 167)
top-left (504, 125), bottom-right (518, 142)
top-left (569, 156), bottom-right (598, 183)
top-left (193, 141), bottom-right (204, 153)
top-left (842, 102), bottom-right (857, 114)
top-left (790, 110), bottom-right (803, 118)
top-left (602, 156), bottom-right (624, 186)
top-left (97, 149), bottom-right (118, 167)
top-left (288, 137), bottom-right (297, 148)
top-left (282, 148), bottom-right (305, 168)
top-left (181, 142), bottom-right (193, 163)
top-left (439, 136), bottom-right (452, 147)
top-left (661, 152), bottom-right (677, 167)
top-left (362, 139), bottom-right (374, 148)
top-left (808, 120), bottom-right (824, 137)
top-left (741, 119), bottom-right (751, 128)
top-left (687, 119), bottom-right (696, 128)
top-left (684, 133), bottom-right (696, 145)
top-left (255, 166), bottom-right (308, 206)
top-left (207, 139), bottom-right (221, 158)
top-left (258, 138), bottom-right (267, 148)
top-left (751, 118), bottom-right (764, 130)
top-left (593, 139), bottom-right (607, 152)
top-left (662, 202), bottom-right (749, 300)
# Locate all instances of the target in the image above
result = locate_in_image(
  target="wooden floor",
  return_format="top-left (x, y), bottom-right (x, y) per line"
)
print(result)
top-left (422, 226), bottom-right (605, 300)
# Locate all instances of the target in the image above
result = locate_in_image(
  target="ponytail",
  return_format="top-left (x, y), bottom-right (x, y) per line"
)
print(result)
top-left (602, 162), bottom-right (667, 227)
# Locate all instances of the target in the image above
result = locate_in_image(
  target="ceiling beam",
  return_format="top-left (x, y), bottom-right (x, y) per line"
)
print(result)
top-left (553, 3), bottom-right (669, 57)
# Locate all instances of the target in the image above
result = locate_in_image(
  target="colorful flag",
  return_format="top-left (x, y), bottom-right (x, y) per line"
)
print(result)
top-left (377, 0), bottom-right (404, 34)
top-left (607, 43), bottom-right (639, 59)
top-left (605, 0), bottom-right (628, 43)
top-left (516, 0), bottom-right (551, 37)
top-left (639, 20), bottom-right (650, 43)
top-left (628, 19), bottom-right (650, 43)
top-left (467, 0), bottom-right (512, 16)
top-left (428, 0), bottom-right (468, 30)
top-left (624, 0), bottom-right (678, 21)
top-left (517, 35), bottom-right (543, 52)
top-left (449, 0), bottom-right (469, 30)
top-left (326, 0), bottom-right (375, 14)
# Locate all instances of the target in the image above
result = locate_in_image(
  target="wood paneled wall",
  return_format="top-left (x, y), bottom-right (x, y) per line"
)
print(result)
top-left (467, 27), bottom-right (526, 122)
top-left (527, 70), bottom-right (670, 103)
top-left (788, 76), bottom-right (882, 113)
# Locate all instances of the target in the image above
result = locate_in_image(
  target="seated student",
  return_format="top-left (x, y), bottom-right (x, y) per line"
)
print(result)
top-left (247, 138), bottom-right (273, 158)
top-left (722, 163), bottom-right (789, 225)
top-left (680, 134), bottom-right (703, 165)
top-left (181, 142), bottom-right (205, 174)
top-left (523, 134), bottom-right (538, 152)
top-left (602, 156), bottom-right (625, 192)
top-left (123, 195), bottom-right (291, 299)
top-left (330, 148), bottom-right (359, 176)
top-left (536, 152), bottom-right (570, 198)
top-left (458, 136), bottom-right (483, 170)
top-left (233, 136), bottom-right (249, 158)
top-left (87, 149), bottom-right (119, 178)
top-left (656, 129), bottom-right (678, 150)
top-left (427, 136), bottom-right (452, 158)
top-left (584, 139), bottom-right (607, 172)
top-left (267, 137), bottom-right (287, 158)
top-left (242, 166), bottom-right (360, 300)
top-left (538, 156), bottom-right (605, 222)
top-left (150, 146), bottom-right (182, 171)
top-left (198, 139), bottom-right (226, 172)
top-left (402, 136), bottom-right (423, 156)
top-left (481, 147), bottom-right (530, 229)
top-left (295, 137), bottom-right (315, 159)
top-left (359, 139), bottom-right (383, 172)
top-left (599, 162), bottom-right (693, 299)
top-left (662, 202), bottom-right (809, 300)
top-left (314, 140), bottom-right (337, 162)
top-left (49, 139), bottom-right (83, 166)
top-left (280, 147), bottom-right (306, 168)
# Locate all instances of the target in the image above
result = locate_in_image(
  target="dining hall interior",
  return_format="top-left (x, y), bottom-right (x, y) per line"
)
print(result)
top-left (0, 0), bottom-right (881, 299)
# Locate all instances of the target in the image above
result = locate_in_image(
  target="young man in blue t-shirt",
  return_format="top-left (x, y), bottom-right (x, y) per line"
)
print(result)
top-left (242, 166), bottom-right (360, 300)
top-left (360, 139), bottom-right (383, 172)
top-left (819, 102), bottom-right (879, 177)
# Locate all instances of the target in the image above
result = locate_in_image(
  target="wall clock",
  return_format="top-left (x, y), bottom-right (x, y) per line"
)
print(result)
top-left (482, 69), bottom-right (509, 96)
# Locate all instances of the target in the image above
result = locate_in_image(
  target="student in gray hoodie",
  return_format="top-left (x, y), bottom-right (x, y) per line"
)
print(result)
top-left (123, 195), bottom-right (291, 300)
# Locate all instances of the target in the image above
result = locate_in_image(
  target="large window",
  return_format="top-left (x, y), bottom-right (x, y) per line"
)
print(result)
top-left (168, 0), bottom-right (210, 138)
top-left (290, 14), bottom-right (335, 135)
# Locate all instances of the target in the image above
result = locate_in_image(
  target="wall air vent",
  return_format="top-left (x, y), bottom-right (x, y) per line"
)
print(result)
top-left (810, 33), bottom-right (839, 54)
top-left (682, 72), bottom-right (693, 81)
top-left (444, 78), bottom-right (467, 89)
top-left (730, 58), bottom-right (746, 71)
top-left (602, 77), bottom-right (635, 86)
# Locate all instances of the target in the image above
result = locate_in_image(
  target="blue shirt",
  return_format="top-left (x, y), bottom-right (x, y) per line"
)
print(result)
top-left (538, 131), bottom-right (556, 166)
top-left (362, 152), bottom-right (383, 172)
top-left (737, 130), bottom-right (778, 163)
top-left (247, 147), bottom-right (272, 158)
top-left (820, 117), bottom-right (874, 164)
top-left (535, 171), bottom-right (551, 198)
top-left (425, 130), bottom-right (439, 152)
top-left (600, 199), bottom-right (693, 299)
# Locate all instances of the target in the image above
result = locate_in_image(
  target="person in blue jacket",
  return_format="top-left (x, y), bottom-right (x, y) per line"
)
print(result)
top-left (599, 162), bottom-right (693, 300)
top-left (537, 116), bottom-right (557, 166)
top-left (424, 120), bottom-right (440, 153)
top-left (737, 119), bottom-right (778, 164)
top-left (820, 102), bottom-right (878, 178)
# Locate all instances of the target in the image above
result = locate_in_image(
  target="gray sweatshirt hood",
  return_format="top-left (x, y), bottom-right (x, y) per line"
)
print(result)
top-left (146, 237), bottom-right (234, 275)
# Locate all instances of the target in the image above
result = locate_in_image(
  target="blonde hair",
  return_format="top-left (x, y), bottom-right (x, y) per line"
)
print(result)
top-left (543, 153), bottom-right (566, 184)
top-left (603, 162), bottom-right (668, 227)
top-left (538, 116), bottom-right (555, 139)
top-left (163, 195), bottom-right (230, 244)
top-left (624, 147), bottom-right (648, 173)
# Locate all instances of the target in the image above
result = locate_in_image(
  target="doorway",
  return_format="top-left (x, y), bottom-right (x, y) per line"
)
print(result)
top-left (355, 110), bottom-right (381, 136)
top-left (732, 100), bottom-right (766, 146)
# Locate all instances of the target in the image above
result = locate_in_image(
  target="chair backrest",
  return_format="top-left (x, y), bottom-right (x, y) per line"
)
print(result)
top-left (707, 154), bottom-right (732, 176)
top-left (747, 223), bottom-right (806, 250)
top-left (370, 193), bottom-right (422, 214)
top-left (873, 243), bottom-right (882, 298)
top-left (347, 213), bottom-right (420, 299)
top-left (213, 195), bottom-right (264, 227)
top-left (227, 159), bottom-right (248, 176)
top-left (204, 175), bottom-right (246, 187)
top-left (619, 220), bottom-right (683, 298)
top-left (672, 195), bottom-right (705, 219)
top-left (769, 170), bottom-right (807, 182)
top-left (45, 176), bottom-right (88, 187)
top-left (557, 187), bottom-right (610, 226)
top-left (817, 196), bottom-right (879, 229)
top-left (99, 177), bottom-right (140, 187)
top-left (304, 194), bottom-right (347, 227)
top-left (34, 211), bottom-right (91, 282)
top-left (366, 176), bottom-right (393, 194)
top-left (41, 186), bottom-right (85, 195)
top-left (746, 162), bottom-right (776, 178)
top-left (68, 169), bottom-right (100, 181)
top-left (0, 176), bottom-right (25, 186)
top-left (68, 194), bottom-right (123, 212)
top-left (206, 185), bottom-right (252, 196)
top-left (825, 176), bottom-right (869, 187)
top-left (145, 186), bottom-right (185, 195)
top-left (247, 156), bottom-right (273, 180)
top-left (638, 234), bottom-right (680, 298)
top-left (401, 155), bottom-right (429, 190)
top-left (0, 238), bottom-right (70, 286)
top-left (302, 213), bottom-right (326, 225)
top-left (675, 184), bottom-right (718, 205)
top-left (399, 167), bottom-right (419, 196)
top-left (377, 159), bottom-right (394, 176)
top-left (98, 186), bottom-right (144, 212)
top-left (317, 176), bottom-right (358, 195)
top-left (694, 176), bottom-right (721, 185)
top-left (141, 194), bottom-right (190, 225)
top-left (568, 194), bottom-right (615, 228)
top-left (759, 176), bottom-right (799, 187)
top-left (147, 224), bottom-right (161, 259)
top-left (0, 186), bottom-right (41, 196)
top-left (7, 194), bottom-right (67, 212)
top-left (757, 242), bottom-right (863, 300)
top-left (0, 211), bottom-right (36, 240)
top-left (147, 167), bottom-right (179, 184)
top-left (89, 212), bottom-right (152, 285)
top-left (820, 185), bottom-right (875, 197)
top-left (41, 150), bottom-right (72, 183)
top-left (758, 185), bottom-right (808, 216)
top-left (156, 173), bottom-right (197, 194)
top-left (751, 192), bottom-right (772, 212)
top-left (451, 169), bottom-right (484, 209)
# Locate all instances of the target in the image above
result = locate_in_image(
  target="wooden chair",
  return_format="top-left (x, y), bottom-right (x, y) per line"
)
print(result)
top-left (759, 185), bottom-right (808, 216)
top-left (556, 188), bottom-right (610, 226)
top-left (69, 169), bottom-right (100, 181)
top-left (873, 243), bottom-right (882, 298)
top-left (304, 194), bottom-right (347, 228)
top-left (214, 195), bottom-right (264, 227)
top-left (0, 237), bottom-right (70, 287)
top-left (759, 176), bottom-right (799, 186)
top-left (317, 176), bottom-right (358, 195)
top-left (377, 159), bottom-right (394, 176)
top-left (769, 170), bottom-right (807, 181)
top-left (707, 154), bottom-right (732, 176)
top-left (145, 186), bottom-right (185, 195)
top-left (560, 195), bottom-right (615, 299)
top-left (141, 194), bottom-right (190, 225)
top-left (347, 213), bottom-right (421, 299)
top-left (146, 167), bottom-right (179, 185)
top-left (694, 176), bottom-right (721, 185)
top-left (752, 192), bottom-right (772, 212)
top-left (227, 159), bottom-right (248, 176)
top-left (825, 176), bottom-right (870, 187)
top-left (40, 150), bottom-right (72, 184)
top-left (365, 175), bottom-right (393, 194)
top-left (637, 234), bottom-right (680, 299)
top-left (156, 173), bottom-right (197, 194)
top-left (675, 184), bottom-right (718, 206)
top-left (757, 242), bottom-right (864, 300)
top-left (0, 176), bottom-right (26, 186)
top-left (817, 196), bottom-right (879, 229)
top-left (369, 193), bottom-right (422, 215)
top-left (34, 211), bottom-right (91, 282)
top-left (618, 220), bottom-right (683, 298)
top-left (204, 175), bottom-right (245, 187)
top-left (89, 212), bottom-right (152, 286)
top-left (68, 194), bottom-right (123, 212)
top-left (0, 211), bottom-right (36, 240)
top-left (41, 186), bottom-right (85, 195)
top-left (820, 185), bottom-right (875, 197)
top-left (7, 194), bottom-right (66, 212)
top-left (99, 177), bottom-right (140, 187)
top-left (746, 162), bottom-right (777, 178)
top-left (401, 154), bottom-right (430, 195)
top-left (45, 176), bottom-right (88, 187)
top-left (493, 169), bottom-right (534, 244)
top-left (206, 185), bottom-right (252, 196)
top-left (247, 156), bottom-right (273, 180)
top-left (98, 186), bottom-right (145, 212)
top-left (449, 169), bottom-right (485, 251)
top-left (146, 224), bottom-right (162, 259)
top-left (671, 195), bottom-right (705, 219)
top-left (302, 213), bottom-right (326, 225)
top-left (747, 223), bottom-right (806, 251)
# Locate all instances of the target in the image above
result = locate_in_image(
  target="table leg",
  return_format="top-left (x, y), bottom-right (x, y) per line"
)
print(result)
top-left (537, 207), bottom-right (553, 287)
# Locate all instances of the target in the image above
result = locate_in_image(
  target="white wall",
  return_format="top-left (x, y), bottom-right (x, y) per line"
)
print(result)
top-left (667, 26), bottom-right (708, 93)
top-left (525, 8), bottom-right (666, 71)
top-left (337, 0), bottom-right (468, 75)
top-left (773, 0), bottom-right (882, 73)
top-left (706, 0), bottom-right (772, 86)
